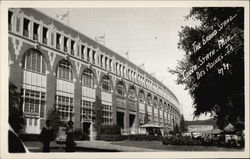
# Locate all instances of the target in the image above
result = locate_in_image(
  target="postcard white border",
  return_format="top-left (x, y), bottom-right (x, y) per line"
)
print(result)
top-left (1, 1), bottom-right (249, 158)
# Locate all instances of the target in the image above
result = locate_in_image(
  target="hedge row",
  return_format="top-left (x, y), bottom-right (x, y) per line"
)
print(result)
top-left (98, 134), bottom-right (162, 141)
top-left (162, 136), bottom-right (244, 148)
top-left (162, 136), bottom-right (204, 146)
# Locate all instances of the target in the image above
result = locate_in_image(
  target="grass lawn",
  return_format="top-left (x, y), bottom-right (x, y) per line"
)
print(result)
top-left (24, 141), bottom-right (65, 152)
top-left (111, 140), bottom-right (244, 151)
top-left (24, 141), bottom-right (119, 152)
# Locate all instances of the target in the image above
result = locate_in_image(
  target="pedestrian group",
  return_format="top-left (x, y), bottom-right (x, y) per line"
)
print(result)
top-left (40, 120), bottom-right (75, 152)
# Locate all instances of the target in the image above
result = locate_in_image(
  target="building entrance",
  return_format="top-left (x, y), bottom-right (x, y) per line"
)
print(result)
top-left (116, 112), bottom-right (125, 128)
top-left (82, 122), bottom-right (91, 140)
top-left (129, 114), bottom-right (137, 134)
top-left (25, 117), bottom-right (40, 134)
top-left (129, 114), bottom-right (135, 128)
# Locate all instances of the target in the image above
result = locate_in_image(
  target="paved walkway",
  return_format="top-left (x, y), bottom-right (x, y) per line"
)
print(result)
top-left (24, 140), bottom-right (160, 152)
top-left (75, 141), bottom-right (160, 152)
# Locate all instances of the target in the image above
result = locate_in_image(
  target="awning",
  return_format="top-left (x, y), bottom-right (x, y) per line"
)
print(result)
top-left (140, 124), bottom-right (162, 128)
top-left (211, 128), bottom-right (223, 134)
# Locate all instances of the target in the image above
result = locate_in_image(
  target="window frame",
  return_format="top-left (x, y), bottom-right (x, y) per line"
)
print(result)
top-left (82, 69), bottom-right (95, 88)
top-left (101, 75), bottom-right (111, 93)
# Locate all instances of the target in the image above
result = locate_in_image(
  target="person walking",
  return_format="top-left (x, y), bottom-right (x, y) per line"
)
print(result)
top-left (40, 120), bottom-right (53, 152)
top-left (65, 120), bottom-right (75, 152)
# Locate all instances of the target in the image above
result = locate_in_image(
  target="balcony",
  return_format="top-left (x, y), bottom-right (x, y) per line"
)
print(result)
top-left (33, 34), bottom-right (38, 41)
top-left (42, 38), bottom-right (47, 45)
top-left (23, 30), bottom-right (29, 37)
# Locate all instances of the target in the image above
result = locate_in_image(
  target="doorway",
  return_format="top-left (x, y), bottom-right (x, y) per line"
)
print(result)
top-left (82, 122), bottom-right (91, 140)
top-left (129, 114), bottom-right (135, 128)
top-left (116, 112), bottom-right (125, 129)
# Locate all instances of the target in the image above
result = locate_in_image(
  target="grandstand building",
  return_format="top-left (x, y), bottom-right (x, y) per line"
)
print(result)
top-left (8, 8), bottom-right (181, 138)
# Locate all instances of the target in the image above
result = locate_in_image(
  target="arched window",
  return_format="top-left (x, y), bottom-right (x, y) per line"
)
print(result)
top-left (23, 49), bottom-right (46, 74)
top-left (159, 99), bottom-right (163, 109)
top-left (147, 94), bottom-right (152, 104)
top-left (138, 90), bottom-right (144, 103)
top-left (117, 81), bottom-right (125, 96)
top-left (101, 75), bottom-right (111, 92)
top-left (21, 49), bottom-right (47, 134)
top-left (164, 102), bottom-right (167, 110)
top-left (128, 86), bottom-right (136, 100)
top-left (57, 60), bottom-right (73, 81)
top-left (153, 97), bottom-right (158, 107)
top-left (82, 69), bottom-right (94, 87)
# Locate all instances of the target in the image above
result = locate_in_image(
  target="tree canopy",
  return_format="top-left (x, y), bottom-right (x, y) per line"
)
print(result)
top-left (47, 107), bottom-right (63, 139)
top-left (93, 96), bottom-right (103, 138)
top-left (179, 115), bottom-right (187, 133)
top-left (9, 82), bottom-right (24, 134)
top-left (170, 7), bottom-right (244, 129)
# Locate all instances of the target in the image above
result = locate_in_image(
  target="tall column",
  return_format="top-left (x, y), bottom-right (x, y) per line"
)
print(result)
top-left (111, 89), bottom-right (117, 125)
top-left (124, 93), bottom-right (129, 134)
top-left (135, 97), bottom-right (139, 134)
top-left (30, 18), bottom-right (34, 40)
top-left (163, 109), bottom-right (166, 135)
top-left (152, 104), bottom-right (154, 125)
top-left (73, 77), bottom-right (81, 131)
top-left (45, 67), bottom-right (56, 128)
top-left (144, 100), bottom-right (148, 124)
top-left (89, 50), bottom-right (93, 63)
top-left (158, 106), bottom-right (160, 126)
top-left (92, 82), bottom-right (101, 140)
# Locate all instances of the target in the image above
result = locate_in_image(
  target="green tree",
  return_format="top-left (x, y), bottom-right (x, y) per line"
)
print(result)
top-left (169, 7), bottom-right (244, 129)
top-left (9, 82), bottom-right (24, 134)
top-left (47, 107), bottom-right (62, 139)
top-left (173, 124), bottom-right (180, 134)
top-left (179, 115), bottom-right (187, 133)
top-left (93, 96), bottom-right (103, 139)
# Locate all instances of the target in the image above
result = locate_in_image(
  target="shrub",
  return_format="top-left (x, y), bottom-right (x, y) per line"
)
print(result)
top-left (98, 135), bottom-right (126, 141)
top-left (162, 135), bottom-right (201, 146)
top-left (47, 107), bottom-right (65, 140)
top-left (98, 134), bottom-right (162, 142)
top-left (100, 125), bottom-right (121, 135)
top-left (162, 135), bottom-right (243, 148)
top-left (127, 134), bottom-right (161, 141)
top-left (74, 128), bottom-right (83, 140)
top-left (73, 128), bottom-right (89, 140)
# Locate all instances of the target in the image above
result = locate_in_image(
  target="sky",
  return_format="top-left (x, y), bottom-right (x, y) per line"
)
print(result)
top-left (37, 8), bottom-right (211, 121)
